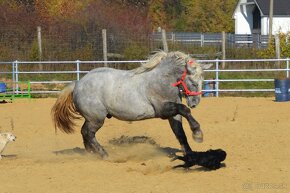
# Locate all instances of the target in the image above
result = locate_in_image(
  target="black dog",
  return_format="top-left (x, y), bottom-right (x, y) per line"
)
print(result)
top-left (172, 149), bottom-right (227, 170)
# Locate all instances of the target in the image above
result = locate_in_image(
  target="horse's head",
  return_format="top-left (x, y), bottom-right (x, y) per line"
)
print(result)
top-left (181, 59), bottom-right (212, 108)
top-left (135, 51), bottom-right (212, 108)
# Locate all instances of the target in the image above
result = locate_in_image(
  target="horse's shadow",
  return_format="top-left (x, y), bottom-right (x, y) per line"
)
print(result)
top-left (53, 135), bottom-right (226, 171)
top-left (53, 135), bottom-right (182, 157)
top-left (157, 146), bottom-right (182, 157)
top-left (53, 147), bottom-right (87, 156)
top-left (53, 146), bottom-right (226, 171)
top-left (53, 146), bottom-right (181, 157)
top-left (185, 163), bottom-right (227, 172)
top-left (1, 154), bottom-right (17, 159)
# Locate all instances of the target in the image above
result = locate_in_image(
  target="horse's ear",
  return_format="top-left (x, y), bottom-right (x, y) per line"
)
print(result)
top-left (201, 63), bottom-right (213, 70)
top-left (186, 60), bottom-right (197, 74)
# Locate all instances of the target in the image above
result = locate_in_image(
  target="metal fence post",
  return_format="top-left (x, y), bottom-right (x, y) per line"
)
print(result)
top-left (275, 35), bottom-right (281, 67)
top-left (15, 60), bottom-right (19, 93)
top-left (215, 59), bottom-right (219, 97)
top-left (287, 58), bottom-right (289, 78)
top-left (12, 61), bottom-right (15, 82)
top-left (12, 61), bottom-right (15, 94)
top-left (76, 60), bottom-right (80, 81)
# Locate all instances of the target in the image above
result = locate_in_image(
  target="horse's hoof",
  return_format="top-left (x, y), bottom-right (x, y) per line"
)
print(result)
top-left (192, 130), bottom-right (203, 143)
top-left (101, 153), bottom-right (109, 160)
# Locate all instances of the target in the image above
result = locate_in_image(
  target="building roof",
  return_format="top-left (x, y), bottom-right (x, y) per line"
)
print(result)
top-left (255, 0), bottom-right (290, 16)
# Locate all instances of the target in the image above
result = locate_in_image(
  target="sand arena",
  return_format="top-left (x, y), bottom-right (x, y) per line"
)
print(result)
top-left (0, 97), bottom-right (289, 193)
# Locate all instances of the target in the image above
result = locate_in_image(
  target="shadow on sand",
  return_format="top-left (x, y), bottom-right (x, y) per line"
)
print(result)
top-left (52, 135), bottom-right (226, 171)
top-left (53, 135), bottom-right (182, 157)
top-left (2, 154), bottom-right (17, 159)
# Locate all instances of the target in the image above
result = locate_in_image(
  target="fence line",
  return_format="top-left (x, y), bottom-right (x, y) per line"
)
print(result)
top-left (0, 58), bottom-right (289, 97)
top-left (152, 32), bottom-right (272, 48)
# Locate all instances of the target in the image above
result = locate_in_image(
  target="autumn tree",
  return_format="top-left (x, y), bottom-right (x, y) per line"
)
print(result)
top-left (183, 0), bottom-right (236, 32)
top-left (147, 0), bottom-right (237, 32)
top-left (148, 0), bottom-right (167, 31)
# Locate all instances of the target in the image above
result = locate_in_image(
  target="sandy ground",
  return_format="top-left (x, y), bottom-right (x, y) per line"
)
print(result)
top-left (0, 97), bottom-right (289, 193)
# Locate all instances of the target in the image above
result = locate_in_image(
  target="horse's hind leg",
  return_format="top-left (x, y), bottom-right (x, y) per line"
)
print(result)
top-left (81, 120), bottom-right (108, 158)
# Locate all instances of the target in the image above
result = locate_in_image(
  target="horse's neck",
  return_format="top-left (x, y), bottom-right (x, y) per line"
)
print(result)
top-left (155, 60), bottom-right (182, 77)
top-left (142, 61), bottom-right (183, 84)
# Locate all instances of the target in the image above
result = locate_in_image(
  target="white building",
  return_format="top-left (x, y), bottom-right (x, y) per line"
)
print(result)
top-left (233, 0), bottom-right (290, 35)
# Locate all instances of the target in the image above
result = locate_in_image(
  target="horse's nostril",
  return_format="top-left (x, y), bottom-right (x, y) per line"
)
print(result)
top-left (189, 103), bottom-right (196, 108)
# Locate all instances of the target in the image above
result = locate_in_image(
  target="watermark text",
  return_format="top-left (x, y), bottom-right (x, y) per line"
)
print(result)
top-left (242, 182), bottom-right (287, 191)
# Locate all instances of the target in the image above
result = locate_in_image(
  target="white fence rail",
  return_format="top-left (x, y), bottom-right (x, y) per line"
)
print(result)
top-left (1, 58), bottom-right (289, 97)
top-left (199, 58), bottom-right (290, 97)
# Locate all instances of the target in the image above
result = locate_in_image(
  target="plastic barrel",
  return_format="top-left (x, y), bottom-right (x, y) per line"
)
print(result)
top-left (274, 78), bottom-right (290, 102)
top-left (0, 82), bottom-right (6, 93)
top-left (203, 81), bottom-right (210, 97)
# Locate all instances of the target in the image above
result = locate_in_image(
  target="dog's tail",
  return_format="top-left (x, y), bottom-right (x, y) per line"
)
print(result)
top-left (51, 82), bottom-right (80, 134)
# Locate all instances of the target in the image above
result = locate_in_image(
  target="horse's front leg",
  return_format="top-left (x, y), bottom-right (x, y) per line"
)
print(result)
top-left (175, 104), bottom-right (203, 143)
top-left (160, 102), bottom-right (203, 145)
top-left (168, 115), bottom-right (192, 155)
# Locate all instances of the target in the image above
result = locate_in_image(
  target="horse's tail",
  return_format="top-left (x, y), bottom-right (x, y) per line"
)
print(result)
top-left (51, 82), bottom-right (80, 134)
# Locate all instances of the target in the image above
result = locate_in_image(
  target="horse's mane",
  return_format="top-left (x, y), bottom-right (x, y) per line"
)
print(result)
top-left (133, 51), bottom-right (191, 74)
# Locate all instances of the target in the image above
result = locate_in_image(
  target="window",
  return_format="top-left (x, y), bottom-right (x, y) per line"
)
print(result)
top-left (253, 6), bottom-right (261, 30)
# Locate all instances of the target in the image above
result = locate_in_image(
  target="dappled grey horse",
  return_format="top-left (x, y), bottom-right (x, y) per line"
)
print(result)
top-left (52, 51), bottom-right (212, 159)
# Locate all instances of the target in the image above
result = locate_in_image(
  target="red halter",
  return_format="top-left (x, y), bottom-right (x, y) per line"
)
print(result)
top-left (172, 61), bottom-right (202, 96)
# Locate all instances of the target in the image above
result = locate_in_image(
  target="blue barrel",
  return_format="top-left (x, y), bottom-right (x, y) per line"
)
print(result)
top-left (203, 80), bottom-right (216, 97)
top-left (203, 81), bottom-right (211, 97)
top-left (0, 82), bottom-right (6, 93)
top-left (274, 78), bottom-right (290, 102)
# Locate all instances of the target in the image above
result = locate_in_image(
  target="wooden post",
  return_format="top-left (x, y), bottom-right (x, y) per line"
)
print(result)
top-left (102, 29), bottom-right (108, 67)
top-left (200, 33), bottom-right (204, 47)
top-left (171, 32), bottom-right (175, 47)
top-left (161, 29), bottom-right (168, 53)
top-left (222, 31), bottom-right (226, 69)
top-left (37, 26), bottom-right (43, 70)
top-left (275, 34), bottom-right (281, 67)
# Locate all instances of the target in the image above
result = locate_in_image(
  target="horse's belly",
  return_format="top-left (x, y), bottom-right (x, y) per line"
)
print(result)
top-left (108, 104), bottom-right (155, 121)
top-left (114, 113), bottom-right (154, 121)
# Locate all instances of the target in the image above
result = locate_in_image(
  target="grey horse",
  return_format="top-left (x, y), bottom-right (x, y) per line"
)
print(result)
top-left (51, 51), bottom-right (212, 159)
